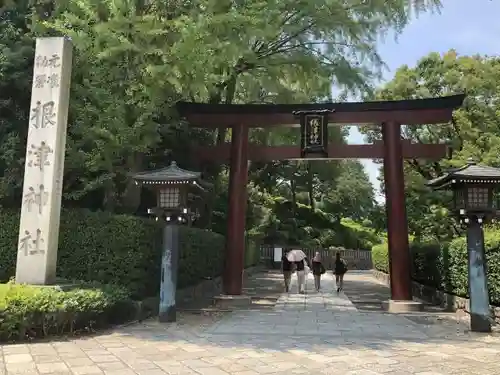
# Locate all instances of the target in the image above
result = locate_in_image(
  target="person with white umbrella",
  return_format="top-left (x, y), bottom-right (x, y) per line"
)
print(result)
top-left (287, 249), bottom-right (309, 294)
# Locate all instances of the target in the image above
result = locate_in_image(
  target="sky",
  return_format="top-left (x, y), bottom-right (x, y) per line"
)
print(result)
top-left (346, 0), bottom-right (500, 202)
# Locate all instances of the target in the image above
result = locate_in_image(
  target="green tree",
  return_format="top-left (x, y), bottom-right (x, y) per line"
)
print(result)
top-left (0, 0), bottom-right (441, 241)
top-left (0, 0), bottom-right (36, 207)
top-left (360, 50), bottom-right (500, 240)
top-left (318, 160), bottom-right (375, 222)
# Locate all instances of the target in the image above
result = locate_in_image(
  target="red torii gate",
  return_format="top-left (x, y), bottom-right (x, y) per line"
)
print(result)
top-left (176, 94), bottom-right (465, 306)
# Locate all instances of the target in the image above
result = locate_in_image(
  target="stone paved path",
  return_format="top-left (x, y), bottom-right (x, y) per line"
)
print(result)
top-left (2, 271), bottom-right (500, 375)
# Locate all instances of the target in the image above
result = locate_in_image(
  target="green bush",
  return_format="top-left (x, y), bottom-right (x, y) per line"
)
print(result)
top-left (0, 282), bottom-right (134, 342)
top-left (372, 232), bottom-right (500, 305)
top-left (410, 242), bottom-right (448, 290)
top-left (447, 231), bottom-right (500, 305)
top-left (245, 234), bottom-right (261, 267)
top-left (177, 226), bottom-right (225, 287)
top-left (371, 243), bottom-right (389, 273)
top-left (0, 208), bottom-right (225, 299)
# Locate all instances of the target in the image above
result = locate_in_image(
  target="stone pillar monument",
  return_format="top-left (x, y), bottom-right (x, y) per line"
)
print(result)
top-left (15, 37), bottom-right (72, 285)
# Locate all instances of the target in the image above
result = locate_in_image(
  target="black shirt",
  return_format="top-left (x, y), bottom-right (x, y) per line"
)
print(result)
top-left (281, 255), bottom-right (292, 271)
top-left (295, 261), bottom-right (304, 271)
top-left (312, 261), bottom-right (323, 275)
top-left (334, 259), bottom-right (347, 274)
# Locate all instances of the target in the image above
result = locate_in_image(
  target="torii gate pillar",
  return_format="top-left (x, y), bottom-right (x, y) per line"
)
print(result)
top-left (223, 125), bottom-right (249, 295)
top-left (382, 121), bottom-right (420, 311)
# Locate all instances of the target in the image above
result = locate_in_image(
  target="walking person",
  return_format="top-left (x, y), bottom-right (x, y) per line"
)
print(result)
top-left (333, 252), bottom-right (348, 293)
top-left (295, 257), bottom-right (310, 294)
top-left (295, 258), bottom-right (306, 294)
top-left (285, 249), bottom-right (308, 294)
top-left (281, 250), bottom-right (293, 292)
top-left (312, 252), bottom-right (326, 292)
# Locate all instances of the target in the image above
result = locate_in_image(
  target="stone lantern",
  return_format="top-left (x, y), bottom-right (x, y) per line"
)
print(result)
top-left (133, 161), bottom-right (205, 322)
top-left (427, 158), bottom-right (500, 332)
top-left (134, 161), bottom-right (203, 224)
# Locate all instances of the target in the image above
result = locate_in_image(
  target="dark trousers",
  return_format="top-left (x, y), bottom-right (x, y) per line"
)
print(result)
top-left (314, 274), bottom-right (321, 290)
top-left (283, 270), bottom-right (292, 291)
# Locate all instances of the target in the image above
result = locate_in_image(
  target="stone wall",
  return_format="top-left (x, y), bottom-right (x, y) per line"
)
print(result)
top-left (372, 270), bottom-right (500, 320)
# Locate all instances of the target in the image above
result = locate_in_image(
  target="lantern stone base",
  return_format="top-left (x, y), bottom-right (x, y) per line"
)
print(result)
top-left (382, 300), bottom-right (424, 313)
top-left (213, 294), bottom-right (251, 309)
top-left (470, 313), bottom-right (492, 333)
top-left (159, 305), bottom-right (176, 323)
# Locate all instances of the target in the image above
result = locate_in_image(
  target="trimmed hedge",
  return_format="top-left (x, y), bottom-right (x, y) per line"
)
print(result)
top-left (0, 207), bottom-right (262, 342)
top-left (0, 282), bottom-right (134, 341)
top-left (371, 242), bottom-right (390, 273)
top-left (372, 231), bottom-right (500, 305)
top-left (0, 208), bottom-right (246, 300)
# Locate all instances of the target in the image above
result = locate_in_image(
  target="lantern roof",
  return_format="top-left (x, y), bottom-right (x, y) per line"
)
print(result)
top-left (133, 161), bottom-right (201, 186)
top-left (426, 158), bottom-right (500, 189)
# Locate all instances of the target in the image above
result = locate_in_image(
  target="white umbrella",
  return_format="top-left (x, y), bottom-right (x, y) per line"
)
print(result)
top-left (286, 249), bottom-right (306, 262)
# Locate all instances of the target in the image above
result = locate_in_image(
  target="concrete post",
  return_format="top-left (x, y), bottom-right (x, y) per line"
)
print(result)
top-left (467, 218), bottom-right (491, 332)
top-left (159, 224), bottom-right (179, 322)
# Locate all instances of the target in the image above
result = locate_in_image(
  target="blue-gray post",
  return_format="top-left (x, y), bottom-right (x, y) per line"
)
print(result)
top-left (467, 218), bottom-right (491, 332)
top-left (159, 224), bottom-right (179, 322)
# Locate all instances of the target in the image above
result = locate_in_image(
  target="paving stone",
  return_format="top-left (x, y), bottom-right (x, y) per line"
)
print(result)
top-left (29, 348), bottom-right (58, 356)
top-left (5, 362), bottom-right (37, 373)
top-left (64, 357), bottom-right (95, 367)
top-left (135, 370), bottom-right (168, 375)
top-left (87, 355), bottom-right (119, 363)
top-left (33, 355), bottom-right (62, 364)
top-left (58, 351), bottom-right (88, 359)
top-left (193, 367), bottom-right (230, 375)
top-left (70, 365), bottom-right (104, 374)
top-left (159, 365), bottom-right (198, 375)
top-left (36, 362), bottom-right (69, 373)
top-left (83, 350), bottom-right (110, 357)
top-left (96, 361), bottom-right (128, 371)
top-left (3, 345), bottom-right (30, 355)
top-left (103, 371), bottom-right (137, 375)
top-left (4, 354), bottom-right (33, 364)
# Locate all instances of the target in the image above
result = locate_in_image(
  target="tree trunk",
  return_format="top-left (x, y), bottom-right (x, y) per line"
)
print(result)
top-left (121, 152), bottom-right (144, 213)
top-left (215, 75), bottom-right (237, 145)
top-left (103, 178), bottom-right (117, 212)
top-left (307, 163), bottom-right (315, 209)
top-left (290, 179), bottom-right (297, 216)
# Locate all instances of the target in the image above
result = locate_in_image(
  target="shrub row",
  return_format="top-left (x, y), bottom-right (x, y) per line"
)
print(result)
top-left (372, 231), bottom-right (500, 305)
top-left (0, 282), bottom-right (133, 341)
top-left (0, 208), bottom-right (260, 300)
top-left (0, 208), bottom-right (261, 342)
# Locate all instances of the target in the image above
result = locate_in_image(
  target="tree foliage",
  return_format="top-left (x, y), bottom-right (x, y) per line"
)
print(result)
top-left (0, 0), bottom-right (442, 245)
top-left (360, 50), bottom-right (500, 241)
